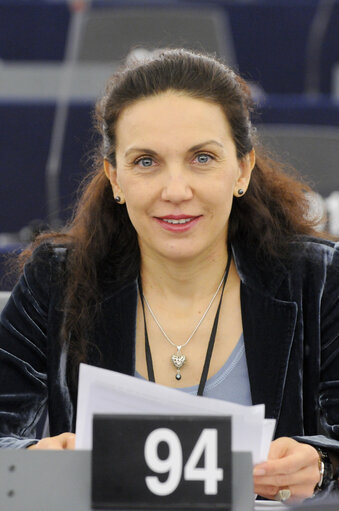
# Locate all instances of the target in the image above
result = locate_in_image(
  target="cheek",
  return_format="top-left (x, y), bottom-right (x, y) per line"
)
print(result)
top-left (119, 172), bottom-right (159, 210)
top-left (124, 188), bottom-right (149, 214)
top-left (122, 187), bottom-right (152, 229)
top-left (207, 177), bottom-right (236, 204)
top-left (118, 170), bottom-right (148, 195)
top-left (207, 180), bottom-right (236, 220)
top-left (124, 196), bottom-right (142, 221)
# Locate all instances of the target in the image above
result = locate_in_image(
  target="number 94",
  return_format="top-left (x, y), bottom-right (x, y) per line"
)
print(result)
top-left (144, 428), bottom-right (224, 496)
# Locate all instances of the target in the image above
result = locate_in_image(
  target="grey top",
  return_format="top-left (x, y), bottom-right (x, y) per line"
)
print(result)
top-left (135, 333), bottom-right (252, 405)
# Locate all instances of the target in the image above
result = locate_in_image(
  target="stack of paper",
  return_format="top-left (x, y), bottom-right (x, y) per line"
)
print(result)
top-left (75, 363), bottom-right (275, 464)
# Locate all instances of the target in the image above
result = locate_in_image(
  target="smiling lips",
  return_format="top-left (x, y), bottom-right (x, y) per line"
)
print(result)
top-left (154, 215), bottom-right (201, 232)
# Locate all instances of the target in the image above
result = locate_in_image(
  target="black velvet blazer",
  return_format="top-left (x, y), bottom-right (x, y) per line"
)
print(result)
top-left (0, 237), bottom-right (339, 465)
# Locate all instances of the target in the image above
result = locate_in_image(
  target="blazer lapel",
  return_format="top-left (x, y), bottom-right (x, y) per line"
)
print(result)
top-left (231, 240), bottom-right (298, 421)
top-left (91, 279), bottom-right (138, 375)
top-left (241, 283), bottom-right (297, 421)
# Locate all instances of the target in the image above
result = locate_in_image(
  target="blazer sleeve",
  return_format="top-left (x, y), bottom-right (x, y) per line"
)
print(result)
top-left (319, 241), bottom-right (339, 440)
top-left (294, 242), bottom-right (339, 493)
top-left (0, 244), bottom-right (53, 448)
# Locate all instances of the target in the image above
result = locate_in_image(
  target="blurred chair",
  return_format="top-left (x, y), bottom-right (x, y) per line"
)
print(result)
top-left (258, 124), bottom-right (339, 235)
top-left (78, 5), bottom-right (236, 66)
top-left (257, 124), bottom-right (339, 198)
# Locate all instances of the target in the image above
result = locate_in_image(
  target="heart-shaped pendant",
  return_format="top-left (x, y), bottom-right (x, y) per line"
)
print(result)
top-left (171, 352), bottom-right (186, 369)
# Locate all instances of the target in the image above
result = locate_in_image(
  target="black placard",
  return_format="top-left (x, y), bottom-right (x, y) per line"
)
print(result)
top-left (92, 414), bottom-right (231, 510)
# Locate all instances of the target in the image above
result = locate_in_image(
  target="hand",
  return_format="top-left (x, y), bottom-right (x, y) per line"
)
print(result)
top-left (27, 432), bottom-right (76, 450)
top-left (253, 437), bottom-right (321, 502)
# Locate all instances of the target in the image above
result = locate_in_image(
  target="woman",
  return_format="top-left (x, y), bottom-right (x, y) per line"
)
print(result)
top-left (0, 49), bottom-right (338, 502)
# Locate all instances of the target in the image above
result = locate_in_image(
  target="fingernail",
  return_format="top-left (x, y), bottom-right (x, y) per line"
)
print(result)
top-left (253, 467), bottom-right (266, 476)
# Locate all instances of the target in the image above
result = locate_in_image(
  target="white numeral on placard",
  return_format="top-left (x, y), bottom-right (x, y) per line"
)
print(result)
top-left (144, 427), bottom-right (223, 496)
top-left (184, 429), bottom-right (223, 494)
top-left (144, 428), bottom-right (182, 496)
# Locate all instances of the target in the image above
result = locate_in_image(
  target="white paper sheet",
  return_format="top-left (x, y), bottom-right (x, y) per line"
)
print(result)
top-left (75, 363), bottom-right (275, 464)
top-left (254, 503), bottom-right (286, 510)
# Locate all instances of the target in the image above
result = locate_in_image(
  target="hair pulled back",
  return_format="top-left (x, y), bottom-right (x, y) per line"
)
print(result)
top-left (21, 48), bottom-right (323, 370)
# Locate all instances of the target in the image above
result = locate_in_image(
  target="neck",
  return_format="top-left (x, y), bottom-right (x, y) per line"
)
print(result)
top-left (140, 246), bottom-right (235, 304)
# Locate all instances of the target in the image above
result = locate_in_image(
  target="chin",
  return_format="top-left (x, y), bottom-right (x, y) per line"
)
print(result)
top-left (158, 246), bottom-right (204, 261)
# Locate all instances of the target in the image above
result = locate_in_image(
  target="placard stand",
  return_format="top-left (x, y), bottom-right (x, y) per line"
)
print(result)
top-left (92, 415), bottom-right (233, 509)
top-left (0, 450), bottom-right (253, 511)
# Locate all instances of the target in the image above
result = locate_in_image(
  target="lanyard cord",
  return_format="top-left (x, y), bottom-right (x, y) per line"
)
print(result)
top-left (138, 244), bottom-right (232, 396)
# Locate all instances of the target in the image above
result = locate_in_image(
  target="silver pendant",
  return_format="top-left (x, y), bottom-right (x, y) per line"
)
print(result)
top-left (171, 348), bottom-right (186, 380)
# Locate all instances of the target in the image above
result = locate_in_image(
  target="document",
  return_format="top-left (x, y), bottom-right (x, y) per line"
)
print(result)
top-left (254, 503), bottom-right (287, 510)
top-left (75, 363), bottom-right (275, 464)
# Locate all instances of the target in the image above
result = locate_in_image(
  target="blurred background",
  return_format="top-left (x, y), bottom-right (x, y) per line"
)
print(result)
top-left (0, 0), bottom-right (339, 289)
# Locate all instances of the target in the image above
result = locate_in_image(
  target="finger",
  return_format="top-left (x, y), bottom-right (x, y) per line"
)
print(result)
top-left (254, 484), bottom-right (279, 500)
top-left (267, 437), bottom-right (293, 459)
top-left (255, 452), bottom-right (308, 476)
top-left (27, 433), bottom-right (76, 450)
top-left (272, 482), bottom-right (316, 502)
top-left (254, 442), bottom-right (318, 476)
top-left (65, 433), bottom-right (76, 450)
top-left (30, 438), bottom-right (64, 450)
top-left (255, 482), bottom-right (313, 503)
top-left (56, 432), bottom-right (76, 449)
top-left (27, 442), bottom-right (40, 450)
top-left (254, 463), bottom-right (319, 490)
top-left (253, 438), bottom-right (297, 475)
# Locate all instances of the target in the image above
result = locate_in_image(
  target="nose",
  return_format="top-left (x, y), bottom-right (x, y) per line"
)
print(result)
top-left (160, 167), bottom-right (193, 203)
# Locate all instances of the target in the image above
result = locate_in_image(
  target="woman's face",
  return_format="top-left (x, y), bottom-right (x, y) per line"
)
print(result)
top-left (105, 91), bottom-right (255, 263)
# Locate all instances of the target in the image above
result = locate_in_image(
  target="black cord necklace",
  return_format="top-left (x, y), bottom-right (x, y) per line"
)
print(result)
top-left (138, 245), bottom-right (232, 397)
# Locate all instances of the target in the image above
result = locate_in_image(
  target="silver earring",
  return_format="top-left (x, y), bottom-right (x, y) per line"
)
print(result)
top-left (114, 196), bottom-right (121, 203)
top-left (237, 189), bottom-right (244, 196)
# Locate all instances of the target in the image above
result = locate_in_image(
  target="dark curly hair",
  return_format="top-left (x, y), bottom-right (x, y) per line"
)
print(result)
top-left (19, 48), bottom-right (325, 371)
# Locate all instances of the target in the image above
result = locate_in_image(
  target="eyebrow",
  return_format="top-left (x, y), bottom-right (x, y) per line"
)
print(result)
top-left (124, 139), bottom-right (224, 157)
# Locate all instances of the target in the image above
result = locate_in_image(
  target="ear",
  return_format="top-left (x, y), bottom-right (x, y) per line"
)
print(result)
top-left (103, 158), bottom-right (125, 203)
top-left (234, 149), bottom-right (255, 197)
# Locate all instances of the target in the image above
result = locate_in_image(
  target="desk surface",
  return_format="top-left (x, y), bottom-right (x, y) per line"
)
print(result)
top-left (0, 450), bottom-right (338, 511)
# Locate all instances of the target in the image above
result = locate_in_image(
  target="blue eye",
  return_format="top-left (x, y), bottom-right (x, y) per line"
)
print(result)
top-left (195, 153), bottom-right (212, 164)
top-left (136, 157), bottom-right (153, 168)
